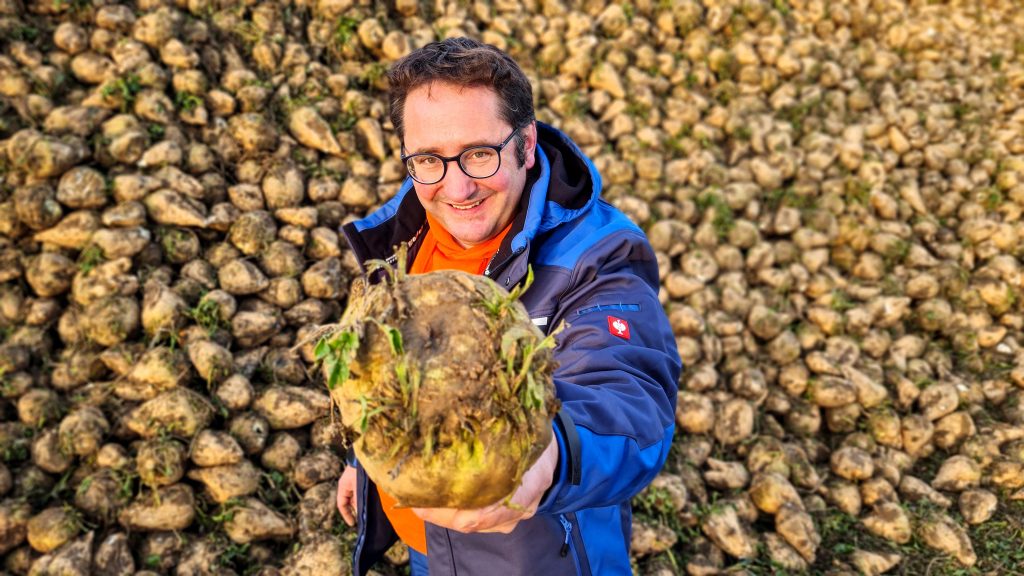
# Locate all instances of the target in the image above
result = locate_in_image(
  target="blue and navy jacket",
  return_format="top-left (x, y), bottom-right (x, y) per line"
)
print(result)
top-left (341, 122), bottom-right (681, 575)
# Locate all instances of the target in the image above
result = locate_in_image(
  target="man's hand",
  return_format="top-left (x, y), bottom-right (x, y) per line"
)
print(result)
top-left (412, 433), bottom-right (559, 534)
top-left (337, 465), bottom-right (358, 526)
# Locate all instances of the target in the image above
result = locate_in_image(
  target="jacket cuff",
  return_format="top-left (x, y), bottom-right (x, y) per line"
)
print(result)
top-left (538, 410), bottom-right (581, 512)
top-left (345, 445), bottom-right (359, 468)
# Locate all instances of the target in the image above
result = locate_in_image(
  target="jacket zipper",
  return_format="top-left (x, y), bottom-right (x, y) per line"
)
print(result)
top-left (483, 252), bottom-right (498, 277)
top-left (485, 246), bottom-right (526, 283)
top-left (558, 514), bottom-right (572, 558)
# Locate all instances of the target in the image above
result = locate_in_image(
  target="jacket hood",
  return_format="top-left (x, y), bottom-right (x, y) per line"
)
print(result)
top-left (343, 121), bottom-right (602, 270)
top-left (507, 122), bottom-right (602, 251)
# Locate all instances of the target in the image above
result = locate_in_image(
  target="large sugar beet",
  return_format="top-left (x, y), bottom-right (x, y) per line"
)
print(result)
top-left (316, 264), bottom-right (559, 508)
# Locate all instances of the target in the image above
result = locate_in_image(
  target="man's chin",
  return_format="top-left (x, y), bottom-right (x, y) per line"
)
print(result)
top-left (451, 233), bottom-right (487, 248)
top-left (445, 224), bottom-right (493, 248)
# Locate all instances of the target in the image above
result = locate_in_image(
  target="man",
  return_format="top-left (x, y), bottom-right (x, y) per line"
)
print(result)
top-left (337, 37), bottom-right (680, 576)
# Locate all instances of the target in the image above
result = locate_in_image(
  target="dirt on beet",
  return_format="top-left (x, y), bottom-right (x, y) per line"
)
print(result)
top-left (316, 261), bottom-right (560, 509)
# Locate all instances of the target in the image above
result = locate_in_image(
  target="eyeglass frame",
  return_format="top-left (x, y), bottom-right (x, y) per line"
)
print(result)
top-left (400, 129), bottom-right (520, 185)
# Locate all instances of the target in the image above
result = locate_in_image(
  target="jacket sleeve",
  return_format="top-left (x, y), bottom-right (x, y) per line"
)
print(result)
top-left (536, 231), bottom-right (681, 515)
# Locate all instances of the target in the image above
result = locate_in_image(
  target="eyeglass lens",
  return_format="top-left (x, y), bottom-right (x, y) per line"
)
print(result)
top-left (406, 147), bottom-right (500, 184)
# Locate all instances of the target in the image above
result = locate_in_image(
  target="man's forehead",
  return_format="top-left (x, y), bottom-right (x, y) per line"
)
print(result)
top-left (415, 80), bottom-right (494, 100)
top-left (404, 82), bottom-right (501, 118)
top-left (421, 80), bottom-right (456, 98)
top-left (403, 82), bottom-right (507, 151)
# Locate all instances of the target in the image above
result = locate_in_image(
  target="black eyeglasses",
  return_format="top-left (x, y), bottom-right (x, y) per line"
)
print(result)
top-left (401, 130), bottom-right (518, 185)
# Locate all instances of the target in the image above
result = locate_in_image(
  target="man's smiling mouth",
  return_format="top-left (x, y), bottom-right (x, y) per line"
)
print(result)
top-left (448, 199), bottom-right (484, 210)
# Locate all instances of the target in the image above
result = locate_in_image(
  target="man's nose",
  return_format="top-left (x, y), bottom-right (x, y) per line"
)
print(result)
top-left (442, 160), bottom-right (477, 200)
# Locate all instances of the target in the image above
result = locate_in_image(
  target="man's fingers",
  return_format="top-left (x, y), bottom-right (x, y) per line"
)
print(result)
top-left (338, 485), bottom-right (355, 526)
top-left (336, 476), bottom-right (347, 510)
top-left (339, 501), bottom-right (355, 526)
top-left (412, 499), bottom-right (539, 533)
top-left (410, 507), bottom-right (444, 524)
top-left (414, 508), bottom-right (486, 533)
top-left (337, 489), bottom-right (355, 526)
top-left (414, 429), bottom-right (557, 533)
top-left (337, 467), bottom-right (358, 526)
top-left (477, 520), bottom-right (519, 534)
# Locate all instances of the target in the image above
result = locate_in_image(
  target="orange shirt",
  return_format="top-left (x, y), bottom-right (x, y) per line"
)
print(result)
top-left (377, 213), bottom-right (514, 555)
top-left (409, 213), bottom-right (515, 275)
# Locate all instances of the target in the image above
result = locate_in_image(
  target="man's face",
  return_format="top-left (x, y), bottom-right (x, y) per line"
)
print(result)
top-left (402, 82), bottom-right (536, 248)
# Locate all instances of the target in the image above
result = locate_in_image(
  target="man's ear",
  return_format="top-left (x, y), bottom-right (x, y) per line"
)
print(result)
top-left (522, 122), bottom-right (538, 170)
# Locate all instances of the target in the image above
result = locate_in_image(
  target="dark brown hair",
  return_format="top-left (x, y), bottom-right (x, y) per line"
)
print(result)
top-left (387, 37), bottom-right (535, 166)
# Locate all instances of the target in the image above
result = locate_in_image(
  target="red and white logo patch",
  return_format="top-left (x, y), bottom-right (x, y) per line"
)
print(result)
top-left (608, 316), bottom-right (630, 339)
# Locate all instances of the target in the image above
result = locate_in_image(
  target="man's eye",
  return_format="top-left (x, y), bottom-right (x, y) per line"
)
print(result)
top-left (468, 150), bottom-right (493, 160)
top-left (414, 156), bottom-right (438, 166)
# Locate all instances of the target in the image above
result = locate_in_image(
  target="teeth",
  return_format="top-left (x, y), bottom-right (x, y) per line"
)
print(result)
top-left (450, 200), bottom-right (483, 210)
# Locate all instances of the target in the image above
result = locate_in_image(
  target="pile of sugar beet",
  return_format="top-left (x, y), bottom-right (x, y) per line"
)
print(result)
top-left (1, 0), bottom-right (1024, 573)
